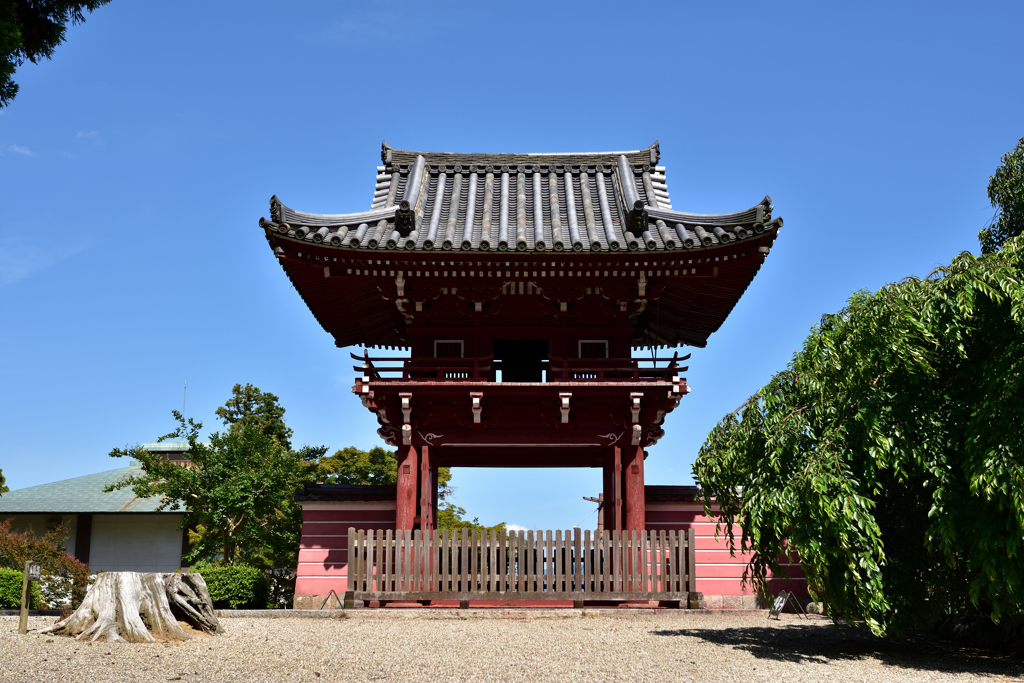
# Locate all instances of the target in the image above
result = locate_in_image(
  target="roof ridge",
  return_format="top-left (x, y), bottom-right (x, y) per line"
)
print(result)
top-left (381, 140), bottom-right (660, 167)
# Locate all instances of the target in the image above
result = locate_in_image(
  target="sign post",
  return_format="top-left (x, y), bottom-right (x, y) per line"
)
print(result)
top-left (18, 560), bottom-right (40, 635)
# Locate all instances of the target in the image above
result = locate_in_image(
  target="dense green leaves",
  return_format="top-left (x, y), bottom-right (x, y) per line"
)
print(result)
top-left (0, 567), bottom-right (42, 609)
top-left (694, 236), bottom-right (1024, 636)
top-left (979, 138), bottom-right (1024, 254)
top-left (109, 410), bottom-right (326, 567)
top-left (193, 563), bottom-right (271, 610)
top-left (436, 503), bottom-right (505, 534)
top-left (0, 0), bottom-right (110, 107)
top-left (214, 383), bottom-right (294, 451)
top-left (315, 445), bottom-right (452, 499)
top-left (0, 467), bottom-right (7, 495)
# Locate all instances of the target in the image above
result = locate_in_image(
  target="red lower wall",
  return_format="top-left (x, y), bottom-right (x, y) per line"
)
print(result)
top-left (295, 502), bottom-right (396, 598)
top-left (646, 501), bottom-right (806, 599)
top-left (295, 490), bottom-right (806, 607)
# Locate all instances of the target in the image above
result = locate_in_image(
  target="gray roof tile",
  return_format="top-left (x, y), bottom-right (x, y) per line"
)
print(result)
top-left (259, 141), bottom-right (781, 255)
top-left (0, 464), bottom-right (184, 514)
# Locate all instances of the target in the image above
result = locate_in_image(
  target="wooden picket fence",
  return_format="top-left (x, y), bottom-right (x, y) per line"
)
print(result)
top-left (345, 528), bottom-right (697, 607)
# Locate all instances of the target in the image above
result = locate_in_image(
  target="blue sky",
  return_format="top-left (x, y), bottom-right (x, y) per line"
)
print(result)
top-left (2, 1), bottom-right (1022, 530)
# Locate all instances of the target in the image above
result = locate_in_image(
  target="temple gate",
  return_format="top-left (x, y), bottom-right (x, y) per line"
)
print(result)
top-left (259, 141), bottom-right (791, 607)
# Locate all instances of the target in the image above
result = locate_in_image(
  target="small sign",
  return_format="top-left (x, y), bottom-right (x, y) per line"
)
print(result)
top-left (27, 563), bottom-right (41, 581)
top-left (768, 590), bottom-right (788, 619)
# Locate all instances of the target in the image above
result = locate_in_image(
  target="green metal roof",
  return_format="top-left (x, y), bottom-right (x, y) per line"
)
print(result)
top-left (0, 463), bottom-right (185, 514)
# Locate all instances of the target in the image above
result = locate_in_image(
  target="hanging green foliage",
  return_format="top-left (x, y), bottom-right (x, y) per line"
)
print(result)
top-left (694, 235), bottom-right (1024, 636)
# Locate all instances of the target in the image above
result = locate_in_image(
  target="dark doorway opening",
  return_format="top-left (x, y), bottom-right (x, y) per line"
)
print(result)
top-left (493, 339), bottom-right (548, 382)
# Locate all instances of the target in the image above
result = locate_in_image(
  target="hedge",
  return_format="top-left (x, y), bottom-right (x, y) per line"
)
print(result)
top-left (193, 564), bottom-right (270, 609)
top-left (0, 568), bottom-right (43, 609)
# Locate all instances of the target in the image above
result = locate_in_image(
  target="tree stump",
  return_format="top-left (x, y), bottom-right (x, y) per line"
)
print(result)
top-left (40, 572), bottom-right (223, 643)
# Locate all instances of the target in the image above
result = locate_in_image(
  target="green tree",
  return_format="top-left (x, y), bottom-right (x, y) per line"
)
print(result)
top-left (694, 236), bottom-right (1024, 636)
top-left (0, 0), bottom-right (110, 108)
top-left (314, 446), bottom-right (501, 531)
top-left (979, 137), bottom-right (1024, 254)
top-left (215, 383), bottom-right (293, 451)
top-left (0, 467), bottom-right (7, 495)
top-left (436, 503), bottom-right (505, 534)
top-left (315, 445), bottom-right (452, 496)
top-left (109, 411), bottom-right (325, 566)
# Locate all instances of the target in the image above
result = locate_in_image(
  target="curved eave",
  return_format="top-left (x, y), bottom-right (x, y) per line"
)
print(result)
top-left (636, 227), bottom-right (781, 348)
top-left (261, 199), bottom-right (781, 255)
top-left (264, 222), bottom-right (781, 351)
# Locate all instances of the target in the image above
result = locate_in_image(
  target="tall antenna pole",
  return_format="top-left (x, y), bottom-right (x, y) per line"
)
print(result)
top-left (183, 381), bottom-right (187, 417)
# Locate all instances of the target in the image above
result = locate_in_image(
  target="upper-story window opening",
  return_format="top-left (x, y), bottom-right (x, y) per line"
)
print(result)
top-left (579, 340), bottom-right (609, 359)
top-left (435, 340), bottom-right (464, 358)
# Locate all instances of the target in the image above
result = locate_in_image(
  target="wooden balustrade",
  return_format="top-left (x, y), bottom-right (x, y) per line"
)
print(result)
top-left (345, 528), bottom-right (697, 607)
top-left (352, 351), bottom-right (689, 384)
top-left (546, 354), bottom-right (686, 381)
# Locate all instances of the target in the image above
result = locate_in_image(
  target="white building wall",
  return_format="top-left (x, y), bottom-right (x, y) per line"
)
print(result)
top-left (89, 514), bottom-right (185, 572)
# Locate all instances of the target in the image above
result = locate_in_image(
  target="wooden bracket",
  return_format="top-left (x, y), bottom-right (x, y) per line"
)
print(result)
top-left (470, 392), bottom-right (483, 424)
top-left (401, 424), bottom-right (412, 446)
top-left (559, 393), bottom-right (572, 424)
top-left (399, 393), bottom-right (412, 424)
top-left (630, 392), bottom-right (642, 424)
top-left (631, 424), bottom-right (642, 446)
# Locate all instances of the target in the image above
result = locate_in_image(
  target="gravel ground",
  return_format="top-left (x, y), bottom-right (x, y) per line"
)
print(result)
top-left (2, 611), bottom-right (1021, 682)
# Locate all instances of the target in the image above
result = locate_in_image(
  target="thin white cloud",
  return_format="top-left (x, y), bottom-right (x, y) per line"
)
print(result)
top-left (0, 236), bottom-right (92, 287)
top-left (506, 524), bottom-right (528, 532)
top-left (77, 131), bottom-right (99, 138)
top-left (5, 144), bottom-right (36, 157)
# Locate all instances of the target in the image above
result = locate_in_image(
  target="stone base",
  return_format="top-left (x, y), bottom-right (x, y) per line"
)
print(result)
top-left (294, 593), bottom-right (346, 610)
top-left (700, 595), bottom-right (769, 610)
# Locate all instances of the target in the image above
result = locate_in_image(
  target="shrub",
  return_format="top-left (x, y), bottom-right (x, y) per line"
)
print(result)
top-left (193, 563), bottom-right (270, 609)
top-left (0, 568), bottom-right (43, 609)
top-left (0, 519), bottom-right (89, 607)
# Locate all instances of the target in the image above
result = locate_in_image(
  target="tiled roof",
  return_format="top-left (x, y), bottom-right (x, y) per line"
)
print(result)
top-left (0, 464), bottom-right (184, 514)
top-left (260, 141), bottom-right (781, 254)
top-left (295, 483), bottom-right (397, 502)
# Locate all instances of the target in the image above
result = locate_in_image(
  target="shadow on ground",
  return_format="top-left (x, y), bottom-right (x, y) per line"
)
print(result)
top-left (650, 618), bottom-right (1024, 677)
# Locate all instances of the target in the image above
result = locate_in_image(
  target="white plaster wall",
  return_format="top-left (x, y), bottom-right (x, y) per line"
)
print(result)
top-left (89, 514), bottom-right (185, 572)
top-left (1, 514), bottom-right (77, 556)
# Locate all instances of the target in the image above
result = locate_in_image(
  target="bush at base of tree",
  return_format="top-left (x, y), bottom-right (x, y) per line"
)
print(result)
top-left (192, 563), bottom-right (270, 610)
top-left (0, 567), bottom-right (43, 609)
top-left (694, 234), bottom-right (1024, 637)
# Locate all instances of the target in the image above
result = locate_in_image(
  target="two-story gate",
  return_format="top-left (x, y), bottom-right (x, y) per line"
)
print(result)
top-left (259, 141), bottom-right (783, 608)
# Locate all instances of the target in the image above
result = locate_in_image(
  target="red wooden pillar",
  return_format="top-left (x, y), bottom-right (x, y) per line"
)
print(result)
top-left (603, 447), bottom-right (623, 531)
top-left (431, 466), bottom-right (439, 527)
top-left (420, 445), bottom-right (435, 532)
top-left (623, 445), bottom-right (645, 532)
top-left (395, 443), bottom-right (418, 531)
top-left (602, 463), bottom-right (614, 531)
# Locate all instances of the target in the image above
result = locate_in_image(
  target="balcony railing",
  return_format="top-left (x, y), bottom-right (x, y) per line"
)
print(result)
top-left (547, 354), bottom-right (687, 381)
top-left (353, 353), bottom-right (493, 381)
top-left (352, 352), bottom-right (689, 383)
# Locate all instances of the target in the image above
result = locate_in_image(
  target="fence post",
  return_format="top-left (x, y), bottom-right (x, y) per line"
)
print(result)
top-left (687, 527), bottom-right (700, 608)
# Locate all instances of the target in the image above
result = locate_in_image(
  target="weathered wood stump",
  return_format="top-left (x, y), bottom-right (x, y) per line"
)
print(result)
top-left (40, 572), bottom-right (223, 643)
